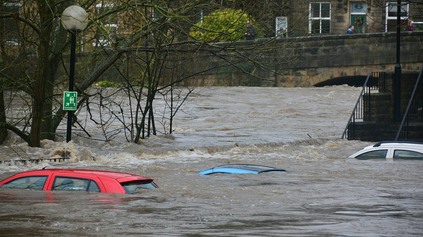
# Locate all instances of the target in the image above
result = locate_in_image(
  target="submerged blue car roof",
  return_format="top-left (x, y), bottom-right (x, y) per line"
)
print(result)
top-left (198, 164), bottom-right (287, 175)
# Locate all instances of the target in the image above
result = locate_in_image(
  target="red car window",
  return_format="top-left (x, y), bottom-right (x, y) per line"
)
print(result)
top-left (121, 180), bottom-right (158, 194)
top-left (52, 177), bottom-right (100, 192)
top-left (2, 176), bottom-right (47, 190)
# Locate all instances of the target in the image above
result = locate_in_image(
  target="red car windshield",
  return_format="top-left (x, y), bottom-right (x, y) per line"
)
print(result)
top-left (2, 176), bottom-right (47, 190)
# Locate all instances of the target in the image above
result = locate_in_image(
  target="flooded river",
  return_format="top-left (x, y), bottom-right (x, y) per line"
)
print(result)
top-left (1, 87), bottom-right (422, 236)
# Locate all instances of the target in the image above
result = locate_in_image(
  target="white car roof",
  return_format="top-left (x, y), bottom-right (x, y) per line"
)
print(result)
top-left (372, 142), bottom-right (423, 149)
top-left (349, 141), bottom-right (423, 158)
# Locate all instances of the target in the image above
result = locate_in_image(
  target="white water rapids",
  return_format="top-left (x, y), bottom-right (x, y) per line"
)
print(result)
top-left (0, 86), bottom-right (422, 236)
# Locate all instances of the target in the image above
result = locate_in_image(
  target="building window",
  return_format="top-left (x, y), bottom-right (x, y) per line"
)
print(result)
top-left (350, 2), bottom-right (367, 33)
top-left (386, 1), bottom-right (409, 19)
top-left (385, 1), bottom-right (409, 32)
top-left (309, 2), bottom-right (331, 34)
top-left (94, 3), bottom-right (118, 47)
top-left (2, 1), bottom-right (21, 45)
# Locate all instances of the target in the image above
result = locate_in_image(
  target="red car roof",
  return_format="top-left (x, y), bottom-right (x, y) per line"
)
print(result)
top-left (45, 168), bottom-right (147, 179)
top-left (48, 169), bottom-right (154, 182)
top-left (0, 168), bottom-right (156, 194)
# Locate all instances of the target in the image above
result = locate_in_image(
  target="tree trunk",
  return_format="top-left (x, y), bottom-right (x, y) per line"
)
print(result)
top-left (41, 53), bottom-right (62, 141)
top-left (29, 56), bottom-right (49, 147)
top-left (0, 2), bottom-right (7, 143)
top-left (29, 0), bottom-right (53, 147)
top-left (0, 81), bottom-right (7, 144)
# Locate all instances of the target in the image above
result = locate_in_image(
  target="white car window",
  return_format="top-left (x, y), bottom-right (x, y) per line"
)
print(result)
top-left (355, 149), bottom-right (388, 159)
top-left (393, 150), bottom-right (423, 159)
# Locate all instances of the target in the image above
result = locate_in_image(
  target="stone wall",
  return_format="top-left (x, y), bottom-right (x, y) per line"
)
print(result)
top-left (174, 31), bottom-right (423, 87)
top-left (88, 32), bottom-right (423, 88)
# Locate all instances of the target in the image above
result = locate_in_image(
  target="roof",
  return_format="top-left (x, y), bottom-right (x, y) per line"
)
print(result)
top-left (348, 141), bottom-right (423, 159)
top-left (6, 168), bottom-right (153, 183)
top-left (372, 141), bottom-right (423, 148)
top-left (198, 164), bottom-right (287, 175)
top-left (41, 168), bottom-right (137, 178)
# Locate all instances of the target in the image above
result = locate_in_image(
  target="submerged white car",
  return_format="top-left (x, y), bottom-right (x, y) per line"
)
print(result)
top-left (349, 142), bottom-right (423, 160)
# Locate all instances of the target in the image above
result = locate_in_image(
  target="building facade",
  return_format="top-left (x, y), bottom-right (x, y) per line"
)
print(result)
top-left (1, 1), bottom-right (422, 49)
top-left (284, 0), bottom-right (422, 37)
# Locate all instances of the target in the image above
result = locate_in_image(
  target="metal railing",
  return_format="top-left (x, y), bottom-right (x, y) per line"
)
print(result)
top-left (395, 67), bottom-right (423, 141)
top-left (342, 72), bottom-right (386, 139)
top-left (341, 73), bottom-right (373, 139)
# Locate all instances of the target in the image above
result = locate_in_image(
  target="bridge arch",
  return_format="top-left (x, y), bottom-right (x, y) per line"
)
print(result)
top-left (314, 75), bottom-right (378, 87)
top-left (272, 32), bottom-right (423, 87)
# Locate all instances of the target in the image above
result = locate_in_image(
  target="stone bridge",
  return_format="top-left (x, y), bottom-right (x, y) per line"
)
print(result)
top-left (181, 31), bottom-right (423, 87)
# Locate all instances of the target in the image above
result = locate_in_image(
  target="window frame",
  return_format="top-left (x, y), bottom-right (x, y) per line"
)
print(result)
top-left (121, 180), bottom-right (158, 194)
top-left (2, 1), bottom-right (22, 45)
top-left (393, 149), bottom-right (423, 159)
top-left (355, 149), bottom-right (388, 160)
top-left (309, 2), bottom-right (331, 35)
top-left (2, 176), bottom-right (48, 190)
top-left (385, 1), bottom-right (410, 32)
top-left (52, 176), bottom-right (100, 192)
top-left (386, 1), bottom-right (409, 20)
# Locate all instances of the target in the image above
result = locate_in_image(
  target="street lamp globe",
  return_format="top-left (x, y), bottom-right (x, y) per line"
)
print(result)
top-left (61, 5), bottom-right (87, 143)
top-left (61, 5), bottom-right (88, 32)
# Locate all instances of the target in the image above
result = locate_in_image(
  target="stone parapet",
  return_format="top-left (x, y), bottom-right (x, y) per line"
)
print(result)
top-left (172, 32), bottom-right (423, 87)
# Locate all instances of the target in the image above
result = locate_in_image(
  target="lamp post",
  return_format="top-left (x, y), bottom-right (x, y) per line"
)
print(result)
top-left (61, 5), bottom-right (88, 142)
top-left (393, 0), bottom-right (402, 122)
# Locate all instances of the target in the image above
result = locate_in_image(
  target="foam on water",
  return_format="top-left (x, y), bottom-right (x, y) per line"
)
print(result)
top-left (2, 87), bottom-right (422, 236)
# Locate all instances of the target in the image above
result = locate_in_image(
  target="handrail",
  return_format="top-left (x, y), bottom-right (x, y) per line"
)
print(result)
top-left (341, 73), bottom-right (372, 139)
top-left (395, 66), bottom-right (423, 141)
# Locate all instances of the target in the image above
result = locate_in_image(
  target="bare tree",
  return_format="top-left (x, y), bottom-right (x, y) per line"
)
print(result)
top-left (0, 0), bottom-right (305, 146)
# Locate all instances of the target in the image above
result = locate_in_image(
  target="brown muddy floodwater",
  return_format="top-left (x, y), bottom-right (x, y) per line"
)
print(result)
top-left (1, 87), bottom-right (422, 236)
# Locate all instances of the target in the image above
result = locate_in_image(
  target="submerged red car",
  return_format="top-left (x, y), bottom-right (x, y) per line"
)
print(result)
top-left (0, 168), bottom-right (158, 194)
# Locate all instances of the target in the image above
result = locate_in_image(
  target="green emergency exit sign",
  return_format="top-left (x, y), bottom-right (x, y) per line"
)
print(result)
top-left (63, 91), bottom-right (78, 111)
